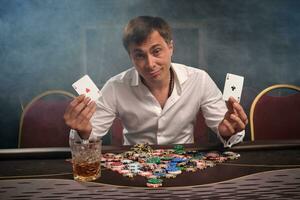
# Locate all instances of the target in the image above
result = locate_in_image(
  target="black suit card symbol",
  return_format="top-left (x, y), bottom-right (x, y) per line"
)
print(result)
top-left (231, 86), bottom-right (236, 91)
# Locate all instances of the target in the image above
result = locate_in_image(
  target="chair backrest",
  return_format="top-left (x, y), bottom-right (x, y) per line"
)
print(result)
top-left (193, 111), bottom-right (209, 144)
top-left (111, 118), bottom-right (124, 146)
top-left (110, 111), bottom-right (209, 146)
top-left (250, 84), bottom-right (300, 141)
top-left (18, 90), bottom-right (75, 148)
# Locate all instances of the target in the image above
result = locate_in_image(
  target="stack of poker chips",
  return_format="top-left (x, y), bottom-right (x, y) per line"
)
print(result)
top-left (100, 144), bottom-right (241, 187)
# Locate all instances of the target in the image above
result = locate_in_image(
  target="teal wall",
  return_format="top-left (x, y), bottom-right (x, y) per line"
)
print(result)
top-left (1, 0), bottom-right (299, 148)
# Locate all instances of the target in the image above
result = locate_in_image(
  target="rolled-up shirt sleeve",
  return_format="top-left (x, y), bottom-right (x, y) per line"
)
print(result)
top-left (90, 80), bottom-right (117, 139)
top-left (200, 71), bottom-right (244, 148)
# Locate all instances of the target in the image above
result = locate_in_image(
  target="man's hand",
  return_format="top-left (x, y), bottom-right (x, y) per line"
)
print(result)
top-left (64, 95), bottom-right (96, 139)
top-left (218, 97), bottom-right (248, 137)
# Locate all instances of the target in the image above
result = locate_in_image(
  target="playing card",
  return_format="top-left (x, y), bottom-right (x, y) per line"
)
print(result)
top-left (72, 75), bottom-right (100, 101)
top-left (222, 73), bottom-right (244, 102)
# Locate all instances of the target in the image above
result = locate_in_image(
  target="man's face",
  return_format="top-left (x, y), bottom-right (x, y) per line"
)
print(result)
top-left (128, 31), bottom-right (173, 85)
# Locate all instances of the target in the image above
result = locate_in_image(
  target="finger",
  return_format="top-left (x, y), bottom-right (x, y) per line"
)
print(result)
top-left (65, 95), bottom-right (86, 114)
top-left (77, 115), bottom-right (92, 131)
top-left (226, 96), bottom-right (238, 112)
top-left (222, 119), bottom-right (235, 134)
top-left (69, 97), bottom-right (91, 119)
top-left (232, 102), bottom-right (248, 124)
top-left (80, 101), bottom-right (96, 120)
top-left (64, 96), bottom-right (86, 125)
top-left (68, 99), bottom-right (94, 130)
top-left (230, 114), bottom-right (246, 130)
top-left (77, 101), bottom-right (96, 124)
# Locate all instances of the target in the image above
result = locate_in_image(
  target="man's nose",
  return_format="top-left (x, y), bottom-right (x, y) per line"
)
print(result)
top-left (146, 54), bottom-right (156, 69)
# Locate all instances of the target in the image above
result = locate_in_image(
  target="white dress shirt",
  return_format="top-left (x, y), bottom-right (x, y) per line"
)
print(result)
top-left (71, 63), bottom-right (244, 147)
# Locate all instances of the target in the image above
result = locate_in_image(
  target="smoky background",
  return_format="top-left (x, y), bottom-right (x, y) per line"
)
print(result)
top-left (0, 0), bottom-right (299, 147)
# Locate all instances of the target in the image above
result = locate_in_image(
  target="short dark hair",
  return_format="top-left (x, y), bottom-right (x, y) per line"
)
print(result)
top-left (122, 16), bottom-right (172, 53)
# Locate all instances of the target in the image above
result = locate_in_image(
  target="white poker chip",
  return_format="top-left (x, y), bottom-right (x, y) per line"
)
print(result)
top-left (165, 173), bottom-right (177, 178)
top-left (205, 161), bottom-right (216, 167)
top-left (123, 172), bottom-right (134, 178)
top-left (122, 159), bottom-right (133, 164)
top-left (168, 170), bottom-right (182, 175)
top-left (222, 151), bottom-right (240, 160)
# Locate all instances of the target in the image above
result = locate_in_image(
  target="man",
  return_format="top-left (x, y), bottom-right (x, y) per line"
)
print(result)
top-left (64, 16), bottom-right (248, 147)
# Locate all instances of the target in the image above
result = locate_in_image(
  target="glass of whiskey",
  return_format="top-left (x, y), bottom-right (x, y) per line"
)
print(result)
top-left (70, 137), bottom-right (102, 182)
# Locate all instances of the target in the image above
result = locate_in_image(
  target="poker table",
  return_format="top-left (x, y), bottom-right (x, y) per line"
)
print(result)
top-left (0, 140), bottom-right (300, 199)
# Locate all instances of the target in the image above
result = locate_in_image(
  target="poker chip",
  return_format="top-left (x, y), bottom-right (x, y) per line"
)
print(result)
top-left (158, 163), bottom-right (167, 169)
top-left (139, 171), bottom-right (153, 177)
top-left (101, 143), bottom-right (240, 187)
top-left (147, 174), bottom-right (158, 179)
top-left (217, 156), bottom-right (228, 163)
top-left (165, 173), bottom-right (177, 178)
top-left (146, 178), bottom-right (163, 188)
top-left (127, 162), bottom-right (141, 173)
top-left (222, 151), bottom-right (240, 160)
top-left (110, 162), bottom-right (124, 171)
top-left (195, 160), bottom-right (206, 169)
top-left (205, 160), bottom-right (216, 167)
top-left (161, 156), bottom-right (173, 161)
top-left (119, 169), bottom-right (130, 174)
top-left (168, 169), bottom-right (182, 175)
top-left (173, 145), bottom-right (185, 154)
top-left (186, 167), bottom-right (197, 172)
top-left (147, 157), bottom-right (161, 164)
top-left (122, 159), bottom-right (133, 164)
top-left (166, 165), bottom-right (182, 175)
top-left (171, 157), bottom-right (187, 163)
top-left (114, 154), bottom-right (123, 160)
top-left (123, 172), bottom-right (134, 178)
top-left (152, 168), bottom-right (166, 178)
top-left (152, 149), bottom-right (164, 156)
top-left (104, 153), bottom-right (115, 158)
top-left (205, 151), bottom-right (220, 160)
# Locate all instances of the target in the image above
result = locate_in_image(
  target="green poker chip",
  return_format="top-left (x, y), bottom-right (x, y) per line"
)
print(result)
top-left (174, 145), bottom-right (184, 151)
top-left (174, 150), bottom-right (185, 155)
top-left (147, 178), bottom-right (163, 184)
top-left (161, 156), bottom-right (173, 161)
top-left (178, 166), bottom-right (187, 171)
top-left (147, 157), bottom-right (161, 164)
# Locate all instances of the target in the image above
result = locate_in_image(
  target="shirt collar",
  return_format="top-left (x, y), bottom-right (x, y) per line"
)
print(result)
top-left (131, 68), bottom-right (140, 86)
top-left (171, 63), bottom-right (188, 85)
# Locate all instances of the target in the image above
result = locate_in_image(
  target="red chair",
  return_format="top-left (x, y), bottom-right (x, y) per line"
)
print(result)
top-left (193, 111), bottom-right (209, 144)
top-left (110, 111), bottom-right (209, 146)
top-left (18, 90), bottom-right (75, 148)
top-left (111, 118), bottom-right (124, 146)
top-left (250, 84), bottom-right (300, 141)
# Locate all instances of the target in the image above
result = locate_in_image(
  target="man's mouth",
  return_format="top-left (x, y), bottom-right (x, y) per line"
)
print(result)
top-left (149, 69), bottom-right (161, 77)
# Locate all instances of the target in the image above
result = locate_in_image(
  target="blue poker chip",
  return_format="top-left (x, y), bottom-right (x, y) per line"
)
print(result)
top-left (127, 162), bottom-right (141, 173)
top-left (171, 157), bottom-right (187, 163)
top-left (153, 171), bottom-right (166, 178)
top-left (166, 165), bottom-right (180, 172)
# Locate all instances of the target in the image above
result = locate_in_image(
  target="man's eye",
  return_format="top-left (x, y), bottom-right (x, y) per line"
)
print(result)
top-left (153, 48), bottom-right (162, 56)
top-left (134, 53), bottom-right (145, 60)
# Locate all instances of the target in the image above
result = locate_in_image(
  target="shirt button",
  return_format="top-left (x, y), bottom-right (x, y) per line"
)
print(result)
top-left (156, 108), bottom-right (161, 115)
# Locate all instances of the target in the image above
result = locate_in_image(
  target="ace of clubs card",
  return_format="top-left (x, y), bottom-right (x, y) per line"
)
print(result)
top-left (222, 73), bottom-right (244, 102)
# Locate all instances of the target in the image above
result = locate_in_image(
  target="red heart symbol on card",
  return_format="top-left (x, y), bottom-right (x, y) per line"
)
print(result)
top-left (85, 88), bottom-right (90, 93)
